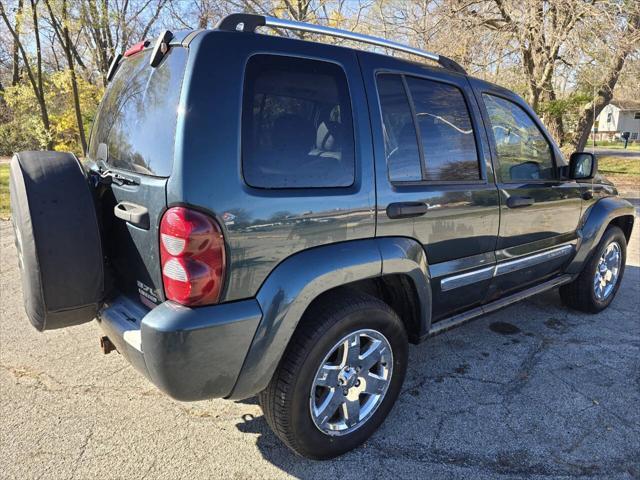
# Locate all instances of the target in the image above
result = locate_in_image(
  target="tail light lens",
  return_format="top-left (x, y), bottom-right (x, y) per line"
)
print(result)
top-left (159, 207), bottom-right (226, 306)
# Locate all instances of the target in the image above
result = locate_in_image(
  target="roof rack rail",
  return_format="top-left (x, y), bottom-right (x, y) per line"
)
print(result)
top-left (217, 13), bottom-right (467, 75)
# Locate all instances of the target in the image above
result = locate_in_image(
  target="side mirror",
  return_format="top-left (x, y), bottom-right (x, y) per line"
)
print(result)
top-left (569, 152), bottom-right (597, 179)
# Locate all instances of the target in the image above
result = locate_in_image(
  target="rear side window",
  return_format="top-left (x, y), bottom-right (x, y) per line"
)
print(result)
top-left (482, 94), bottom-right (554, 181)
top-left (377, 74), bottom-right (480, 183)
top-left (377, 74), bottom-right (422, 182)
top-left (406, 77), bottom-right (480, 182)
top-left (88, 48), bottom-right (188, 177)
top-left (242, 55), bottom-right (355, 189)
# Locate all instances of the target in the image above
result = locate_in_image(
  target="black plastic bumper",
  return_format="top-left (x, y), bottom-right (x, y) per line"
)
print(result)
top-left (97, 295), bottom-right (262, 401)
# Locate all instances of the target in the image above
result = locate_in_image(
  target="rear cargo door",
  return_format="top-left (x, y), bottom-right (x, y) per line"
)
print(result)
top-left (102, 177), bottom-right (167, 307)
top-left (88, 46), bottom-right (189, 306)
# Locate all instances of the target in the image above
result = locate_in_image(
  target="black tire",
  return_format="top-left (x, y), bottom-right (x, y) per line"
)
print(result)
top-left (10, 151), bottom-right (104, 331)
top-left (560, 225), bottom-right (627, 313)
top-left (258, 291), bottom-right (408, 459)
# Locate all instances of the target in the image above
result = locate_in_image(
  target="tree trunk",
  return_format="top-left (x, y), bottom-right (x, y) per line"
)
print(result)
top-left (63, 5), bottom-right (87, 155)
top-left (572, 54), bottom-right (627, 152)
top-left (67, 58), bottom-right (87, 155)
top-left (571, 10), bottom-right (639, 152)
top-left (541, 81), bottom-right (565, 146)
top-left (543, 112), bottom-right (565, 147)
top-left (1, 0), bottom-right (52, 149)
top-left (11, 0), bottom-right (24, 85)
top-left (46, 0), bottom-right (87, 154)
top-left (30, 0), bottom-right (53, 149)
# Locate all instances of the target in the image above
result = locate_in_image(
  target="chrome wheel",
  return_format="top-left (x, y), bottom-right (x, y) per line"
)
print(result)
top-left (310, 329), bottom-right (393, 436)
top-left (594, 241), bottom-right (622, 301)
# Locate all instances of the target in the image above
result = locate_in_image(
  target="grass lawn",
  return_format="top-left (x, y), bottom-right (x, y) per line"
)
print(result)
top-left (0, 163), bottom-right (9, 219)
top-left (594, 142), bottom-right (640, 151)
top-left (598, 155), bottom-right (640, 176)
top-left (598, 155), bottom-right (639, 196)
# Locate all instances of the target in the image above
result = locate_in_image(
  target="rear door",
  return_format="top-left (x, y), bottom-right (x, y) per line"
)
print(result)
top-left (471, 80), bottom-right (583, 299)
top-left (359, 52), bottom-right (500, 321)
top-left (88, 46), bottom-right (189, 307)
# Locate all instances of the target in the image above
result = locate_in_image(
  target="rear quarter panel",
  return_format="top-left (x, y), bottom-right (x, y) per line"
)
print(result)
top-left (169, 31), bottom-right (376, 302)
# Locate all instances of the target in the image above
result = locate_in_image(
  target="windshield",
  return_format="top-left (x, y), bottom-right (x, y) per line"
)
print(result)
top-left (88, 47), bottom-right (188, 176)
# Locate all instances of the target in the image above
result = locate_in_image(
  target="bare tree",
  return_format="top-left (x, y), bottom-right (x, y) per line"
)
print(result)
top-left (1, 0), bottom-right (53, 148)
top-left (0, 0), bottom-right (636, 156)
top-left (571, 4), bottom-right (640, 151)
top-left (450, 0), bottom-right (599, 145)
top-left (11, 0), bottom-right (24, 85)
top-left (45, 0), bottom-right (87, 154)
top-left (80, 0), bottom-right (168, 85)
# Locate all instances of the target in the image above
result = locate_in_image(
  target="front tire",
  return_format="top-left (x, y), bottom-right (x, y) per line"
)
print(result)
top-left (258, 291), bottom-right (408, 459)
top-left (560, 225), bottom-right (627, 313)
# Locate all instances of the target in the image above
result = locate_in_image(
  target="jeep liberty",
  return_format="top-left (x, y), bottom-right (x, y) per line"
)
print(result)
top-left (10, 13), bottom-right (634, 459)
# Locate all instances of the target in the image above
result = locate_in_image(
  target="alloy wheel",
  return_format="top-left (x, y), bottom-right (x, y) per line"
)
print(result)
top-left (309, 329), bottom-right (393, 436)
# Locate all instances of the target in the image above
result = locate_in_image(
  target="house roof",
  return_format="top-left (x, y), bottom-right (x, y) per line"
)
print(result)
top-left (610, 99), bottom-right (640, 111)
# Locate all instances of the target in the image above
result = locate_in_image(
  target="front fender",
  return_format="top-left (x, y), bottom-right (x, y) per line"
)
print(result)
top-left (227, 237), bottom-right (431, 399)
top-left (566, 196), bottom-right (634, 274)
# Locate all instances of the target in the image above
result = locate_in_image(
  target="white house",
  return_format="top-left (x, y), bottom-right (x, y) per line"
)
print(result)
top-left (594, 100), bottom-right (640, 142)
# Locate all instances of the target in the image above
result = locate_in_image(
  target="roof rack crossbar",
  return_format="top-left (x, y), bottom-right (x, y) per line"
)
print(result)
top-left (217, 13), bottom-right (466, 75)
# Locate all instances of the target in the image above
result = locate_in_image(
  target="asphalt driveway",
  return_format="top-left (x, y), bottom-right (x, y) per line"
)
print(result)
top-left (1, 216), bottom-right (639, 479)
top-left (592, 147), bottom-right (640, 159)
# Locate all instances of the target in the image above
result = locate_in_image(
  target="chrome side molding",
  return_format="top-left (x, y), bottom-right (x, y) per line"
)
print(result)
top-left (494, 245), bottom-right (574, 277)
top-left (439, 245), bottom-right (574, 292)
top-left (440, 265), bottom-right (494, 292)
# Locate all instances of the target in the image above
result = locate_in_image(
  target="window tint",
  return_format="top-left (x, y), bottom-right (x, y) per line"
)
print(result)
top-left (88, 48), bottom-right (187, 176)
top-left (482, 94), bottom-right (554, 181)
top-left (377, 74), bottom-right (422, 182)
top-left (406, 77), bottom-right (480, 182)
top-left (242, 55), bottom-right (355, 188)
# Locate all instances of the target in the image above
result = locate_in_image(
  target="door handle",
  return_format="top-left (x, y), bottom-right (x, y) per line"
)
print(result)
top-left (506, 196), bottom-right (534, 208)
top-left (386, 202), bottom-right (430, 219)
top-left (114, 201), bottom-right (150, 229)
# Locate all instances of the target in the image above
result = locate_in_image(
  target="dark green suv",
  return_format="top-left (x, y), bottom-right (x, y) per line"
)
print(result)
top-left (10, 13), bottom-right (635, 459)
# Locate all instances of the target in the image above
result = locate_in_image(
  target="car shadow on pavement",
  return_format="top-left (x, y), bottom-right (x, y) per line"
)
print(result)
top-left (234, 265), bottom-right (640, 478)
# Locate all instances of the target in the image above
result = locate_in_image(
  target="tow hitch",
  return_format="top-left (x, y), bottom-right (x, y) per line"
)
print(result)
top-left (100, 336), bottom-right (117, 354)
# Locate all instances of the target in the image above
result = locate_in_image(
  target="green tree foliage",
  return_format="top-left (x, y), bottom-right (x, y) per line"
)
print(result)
top-left (0, 70), bottom-right (102, 155)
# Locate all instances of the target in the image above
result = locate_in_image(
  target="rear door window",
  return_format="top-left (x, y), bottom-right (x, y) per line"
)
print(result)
top-left (406, 77), bottom-right (480, 182)
top-left (242, 54), bottom-right (355, 189)
top-left (377, 74), bottom-right (481, 183)
top-left (88, 48), bottom-right (188, 177)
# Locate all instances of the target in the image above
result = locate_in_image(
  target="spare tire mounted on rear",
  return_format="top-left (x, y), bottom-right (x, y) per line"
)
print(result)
top-left (10, 151), bottom-right (104, 331)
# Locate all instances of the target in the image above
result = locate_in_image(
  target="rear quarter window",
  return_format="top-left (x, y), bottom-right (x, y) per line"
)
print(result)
top-left (241, 54), bottom-right (355, 189)
top-left (88, 47), bottom-right (188, 177)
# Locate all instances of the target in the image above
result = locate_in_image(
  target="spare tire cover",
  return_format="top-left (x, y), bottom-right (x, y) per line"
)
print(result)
top-left (10, 151), bottom-right (104, 331)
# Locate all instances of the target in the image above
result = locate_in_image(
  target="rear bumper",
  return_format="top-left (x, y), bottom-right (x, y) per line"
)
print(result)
top-left (97, 295), bottom-right (262, 401)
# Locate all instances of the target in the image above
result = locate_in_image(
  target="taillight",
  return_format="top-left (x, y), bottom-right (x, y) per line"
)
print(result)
top-left (159, 207), bottom-right (226, 306)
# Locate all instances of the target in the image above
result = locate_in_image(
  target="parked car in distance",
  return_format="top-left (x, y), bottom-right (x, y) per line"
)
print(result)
top-left (10, 13), bottom-right (634, 459)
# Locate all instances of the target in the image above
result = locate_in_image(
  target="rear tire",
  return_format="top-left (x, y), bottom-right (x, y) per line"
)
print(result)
top-left (258, 291), bottom-right (408, 459)
top-left (560, 225), bottom-right (626, 313)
